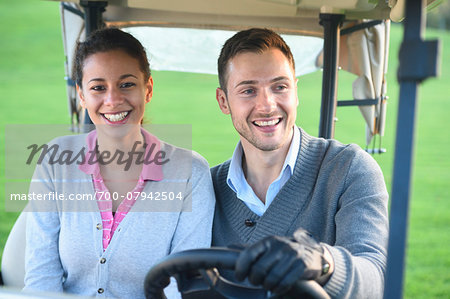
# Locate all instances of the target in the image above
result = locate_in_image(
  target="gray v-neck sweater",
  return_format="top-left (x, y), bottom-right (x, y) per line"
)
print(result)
top-left (211, 128), bottom-right (389, 298)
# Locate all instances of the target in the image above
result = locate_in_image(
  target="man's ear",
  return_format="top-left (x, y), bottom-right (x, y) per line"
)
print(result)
top-left (76, 84), bottom-right (86, 108)
top-left (216, 88), bottom-right (230, 115)
top-left (145, 76), bottom-right (154, 104)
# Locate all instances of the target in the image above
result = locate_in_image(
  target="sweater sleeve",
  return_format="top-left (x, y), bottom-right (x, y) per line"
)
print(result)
top-left (323, 146), bottom-right (389, 299)
top-left (169, 151), bottom-right (215, 252)
top-left (164, 151), bottom-right (216, 298)
top-left (23, 158), bottom-right (64, 293)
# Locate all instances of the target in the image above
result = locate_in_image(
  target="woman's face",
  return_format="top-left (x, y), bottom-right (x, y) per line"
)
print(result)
top-left (77, 50), bottom-right (152, 130)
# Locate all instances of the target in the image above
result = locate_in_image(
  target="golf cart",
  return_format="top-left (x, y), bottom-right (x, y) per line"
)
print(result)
top-left (0, 0), bottom-right (441, 298)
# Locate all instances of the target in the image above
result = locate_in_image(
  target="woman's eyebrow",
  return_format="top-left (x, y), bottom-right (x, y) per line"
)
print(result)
top-left (120, 74), bottom-right (138, 80)
top-left (87, 78), bottom-right (105, 84)
top-left (87, 74), bottom-right (138, 84)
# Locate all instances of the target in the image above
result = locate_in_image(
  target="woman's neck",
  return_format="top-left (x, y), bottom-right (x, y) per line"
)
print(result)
top-left (96, 127), bottom-right (144, 153)
top-left (95, 126), bottom-right (146, 170)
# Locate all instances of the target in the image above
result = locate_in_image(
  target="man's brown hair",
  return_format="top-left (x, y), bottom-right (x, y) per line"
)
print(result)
top-left (217, 28), bottom-right (295, 93)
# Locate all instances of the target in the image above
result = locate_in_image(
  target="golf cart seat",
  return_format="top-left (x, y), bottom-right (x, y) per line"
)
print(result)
top-left (1, 212), bottom-right (26, 288)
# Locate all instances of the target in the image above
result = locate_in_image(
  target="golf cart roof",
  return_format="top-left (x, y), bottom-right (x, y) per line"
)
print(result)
top-left (52, 0), bottom-right (411, 36)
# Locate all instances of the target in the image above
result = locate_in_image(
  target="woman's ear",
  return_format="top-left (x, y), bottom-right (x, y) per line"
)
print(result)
top-left (76, 84), bottom-right (86, 108)
top-left (216, 88), bottom-right (230, 115)
top-left (145, 76), bottom-right (154, 104)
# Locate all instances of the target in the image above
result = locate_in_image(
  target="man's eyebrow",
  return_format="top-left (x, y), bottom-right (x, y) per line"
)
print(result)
top-left (235, 80), bottom-right (258, 88)
top-left (234, 76), bottom-right (290, 89)
top-left (270, 76), bottom-right (290, 83)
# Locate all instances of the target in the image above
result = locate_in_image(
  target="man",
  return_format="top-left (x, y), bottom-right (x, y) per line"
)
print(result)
top-left (211, 28), bottom-right (388, 298)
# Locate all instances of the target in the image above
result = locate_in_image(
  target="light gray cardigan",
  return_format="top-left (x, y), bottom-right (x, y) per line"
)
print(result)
top-left (212, 128), bottom-right (389, 299)
top-left (24, 133), bottom-right (215, 298)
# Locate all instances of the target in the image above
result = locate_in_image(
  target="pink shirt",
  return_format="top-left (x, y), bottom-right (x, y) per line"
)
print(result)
top-left (79, 129), bottom-right (163, 250)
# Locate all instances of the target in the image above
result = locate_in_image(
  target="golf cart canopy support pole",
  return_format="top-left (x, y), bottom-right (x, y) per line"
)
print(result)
top-left (384, 0), bottom-right (440, 298)
top-left (80, 0), bottom-right (107, 36)
top-left (80, 0), bottom-right (107, 126)
top-left (318, 13), bottom-right (344, 139)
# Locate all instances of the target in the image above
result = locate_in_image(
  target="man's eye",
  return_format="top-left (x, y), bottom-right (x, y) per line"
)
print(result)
top-left (275, 85), bottom-right (287, 91)
top-left (121, 82), bottom-right (136, 88)
top-left (242, 89), bottom-right (255, 95)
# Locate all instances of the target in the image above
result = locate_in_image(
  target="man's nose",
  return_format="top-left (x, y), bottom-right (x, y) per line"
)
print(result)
top-left (255, 89), bottom-right (276, 112)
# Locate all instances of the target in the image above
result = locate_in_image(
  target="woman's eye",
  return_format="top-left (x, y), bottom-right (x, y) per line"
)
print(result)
top-left (121, 82), bottom-right (136, 88)
top-left (91, 85), bottom-right (105, 91)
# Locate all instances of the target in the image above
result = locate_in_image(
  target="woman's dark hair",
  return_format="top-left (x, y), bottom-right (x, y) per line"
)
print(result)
top-left (75, 27), bottom-right (151, 87)
top-left (218, 28), bottom-right (295, 93)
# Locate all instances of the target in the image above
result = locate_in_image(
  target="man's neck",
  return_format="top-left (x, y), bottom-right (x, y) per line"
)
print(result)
top-left (241, 128), bottom-right (294, 203)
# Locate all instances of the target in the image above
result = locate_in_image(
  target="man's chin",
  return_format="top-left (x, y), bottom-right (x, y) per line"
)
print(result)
top-left (256, 144), bottom-right (283, 152)
top-left (246, 137), bottom-right (284, 152)
top-left (237, 127), bottom-right (289, 152)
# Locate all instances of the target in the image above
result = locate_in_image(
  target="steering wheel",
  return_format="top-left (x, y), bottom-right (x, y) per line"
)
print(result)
top-left (144, 247), bottom-right (330, 299)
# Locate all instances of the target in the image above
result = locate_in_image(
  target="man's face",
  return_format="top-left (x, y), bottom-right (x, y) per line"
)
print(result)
top-left (216, 48), bottom-right (298, 152)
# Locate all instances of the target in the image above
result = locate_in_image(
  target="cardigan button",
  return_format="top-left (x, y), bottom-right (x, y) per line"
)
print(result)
top-left (244, 219), bottom-right (256, 227)
top-left (97, 288), bottom-right (104, 294)
top-left (100, 258), bottom-right (106, 264)
top-left (96, 223), bottom-right (102, 230)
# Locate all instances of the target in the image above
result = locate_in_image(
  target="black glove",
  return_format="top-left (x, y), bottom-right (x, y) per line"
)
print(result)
top-left (234, 229), bottom-right (332, 295)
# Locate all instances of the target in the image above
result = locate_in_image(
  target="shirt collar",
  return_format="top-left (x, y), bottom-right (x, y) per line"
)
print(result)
top-left (227, 126), bottom-right (300, 194)
top-left (226, 142), bottom-right (246, 194)
top-left (283, 125), bottom-right (300, 176)
top-left (78, 128), bottom-right (163, 181)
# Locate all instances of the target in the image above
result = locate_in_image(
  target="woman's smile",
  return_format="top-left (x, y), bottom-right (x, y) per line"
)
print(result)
top-left (102, 111), bottom-right (131, 124)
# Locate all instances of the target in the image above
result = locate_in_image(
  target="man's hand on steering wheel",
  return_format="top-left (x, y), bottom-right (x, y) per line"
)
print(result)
top-left (234, 229), bottom-right (335, 296)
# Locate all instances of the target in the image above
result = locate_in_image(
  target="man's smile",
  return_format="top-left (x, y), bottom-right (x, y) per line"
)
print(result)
top-left (253, 118), bottom-right (282, 127)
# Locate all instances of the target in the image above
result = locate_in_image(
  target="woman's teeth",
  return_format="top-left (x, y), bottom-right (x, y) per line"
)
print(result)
top-left (103, 111), bottom-right (129, 122)
top-left (254, 119), bottom-right (280, 127)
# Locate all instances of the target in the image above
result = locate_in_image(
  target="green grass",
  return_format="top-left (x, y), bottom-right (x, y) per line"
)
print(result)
top-left (1, 0), bottom-right (449, 297)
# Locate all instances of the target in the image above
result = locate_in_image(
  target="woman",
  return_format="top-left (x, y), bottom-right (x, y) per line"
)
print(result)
top-left (24, 28), bottom-right (215, 298)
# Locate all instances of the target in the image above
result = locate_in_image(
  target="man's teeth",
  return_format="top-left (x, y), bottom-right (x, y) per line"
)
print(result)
top-left (103, 111), bottom-right (129, 122)
top-left (254, 119), bottom-right (280, 127)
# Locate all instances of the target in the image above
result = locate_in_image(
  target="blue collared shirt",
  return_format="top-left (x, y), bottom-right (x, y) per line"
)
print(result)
top-left (226, 127), bottom-right (300, 216)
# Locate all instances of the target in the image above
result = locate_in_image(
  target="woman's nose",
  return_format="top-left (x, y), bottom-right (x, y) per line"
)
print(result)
top-left (104, 88), bottom-right (124, 106)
